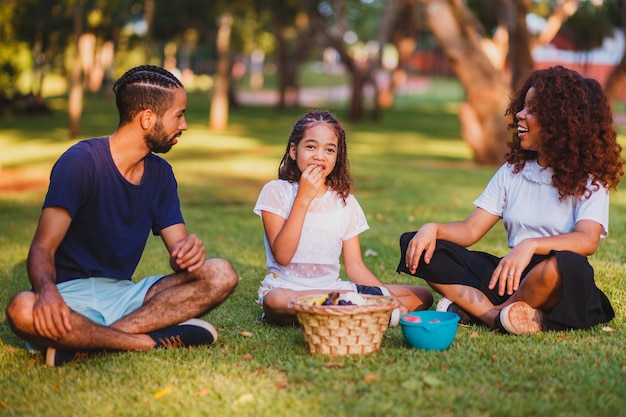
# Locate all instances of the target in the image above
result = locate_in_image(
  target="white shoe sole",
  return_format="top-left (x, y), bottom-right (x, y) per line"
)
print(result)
top-left (499, 302), bottom-right (545, 335)
top-left (179, 318), bottom-right (218, 344)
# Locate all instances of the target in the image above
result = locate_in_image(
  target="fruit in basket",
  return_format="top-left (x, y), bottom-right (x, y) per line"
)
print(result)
top-left (340, 292), bottom-right (366, 306)
top-left (310, 295), bottom-right (331, 306)
top-left (323, 292), bottom-right (341, 305)
top-left (309, 291), bottom-right (366, 306)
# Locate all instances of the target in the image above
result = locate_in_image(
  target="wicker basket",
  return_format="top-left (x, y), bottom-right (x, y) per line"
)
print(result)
top-left (288, 293), bottom-right (400, 356)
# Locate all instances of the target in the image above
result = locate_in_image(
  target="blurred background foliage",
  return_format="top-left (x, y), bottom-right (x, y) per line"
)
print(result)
top-left (1, 0), bottom-right (625, 164)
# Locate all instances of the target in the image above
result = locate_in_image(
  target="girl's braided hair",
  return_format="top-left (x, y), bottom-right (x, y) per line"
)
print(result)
top-left (112, 65), bottom-right (184, 125)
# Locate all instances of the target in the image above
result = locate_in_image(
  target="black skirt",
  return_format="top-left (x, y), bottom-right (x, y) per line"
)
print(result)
top-left (396, 231), bottom-right (615, 330)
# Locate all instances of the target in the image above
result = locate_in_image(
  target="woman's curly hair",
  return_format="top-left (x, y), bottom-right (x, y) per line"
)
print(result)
top-left (505, 65), bottom-right (624, 200)
top-left (277, 110), bottom-right (352, 203)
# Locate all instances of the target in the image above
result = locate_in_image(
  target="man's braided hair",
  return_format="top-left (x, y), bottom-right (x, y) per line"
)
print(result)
top-left (112, 65), bottom-right (183, 125)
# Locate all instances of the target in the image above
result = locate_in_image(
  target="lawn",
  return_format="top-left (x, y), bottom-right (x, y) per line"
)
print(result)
top-left (0, 87), bottom-right (625, 417)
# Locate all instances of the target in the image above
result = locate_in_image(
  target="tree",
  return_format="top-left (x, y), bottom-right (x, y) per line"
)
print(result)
top-left (381, 0), bottom-right (420, 108)
top-left (209, 12), bottom-right (232, 131)
top-left (311, 0), bottom-right (404, 121)
top-left (69, 0), bottom-right (86, 138)
top-left (0, 1), bottom-right (24, 114)
top-left (415, 0), bottom-right (584, 165)
top-left (271, 0), bottom-right (316, 108)
top-left (605, 1), bottom-right (626, 101)
top-left (416, 0), bottom-right (510, 164)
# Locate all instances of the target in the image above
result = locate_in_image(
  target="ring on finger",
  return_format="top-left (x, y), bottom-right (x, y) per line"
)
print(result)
top-left (507, 272), bottom-right (514, 276)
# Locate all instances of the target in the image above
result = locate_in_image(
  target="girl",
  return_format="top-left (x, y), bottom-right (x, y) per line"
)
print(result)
top-left (255, 110), bottom-right (433, 325)
top-left (397, 66), bottom-right (623, 334)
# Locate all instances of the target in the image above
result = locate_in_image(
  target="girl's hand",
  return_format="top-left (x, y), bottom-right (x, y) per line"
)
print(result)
top-left (297, 164), bottom-right (325, 201)
top-left (405, 223), bottom-right (438, 274)
top-left (489, 239), bottom-right (536, 296)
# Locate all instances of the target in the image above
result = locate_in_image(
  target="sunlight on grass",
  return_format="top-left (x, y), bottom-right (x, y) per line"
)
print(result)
top-left (351, 132), bottom-right (472, 160)
top-left (172, 158), bottom-right (279, 183)
top-left (0, 135), bottom-right (77, 168)
top-left (181, 130), bottom-right (262, 151)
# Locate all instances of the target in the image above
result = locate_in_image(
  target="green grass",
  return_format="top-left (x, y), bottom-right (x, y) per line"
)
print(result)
top-left (1, 91), bottom-right (625, 417)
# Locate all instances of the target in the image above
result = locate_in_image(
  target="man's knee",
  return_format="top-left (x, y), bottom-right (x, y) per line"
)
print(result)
top-left (203, 258), bottom-right (238, 293)
top-left (5, 291), bottom-right (35, 332)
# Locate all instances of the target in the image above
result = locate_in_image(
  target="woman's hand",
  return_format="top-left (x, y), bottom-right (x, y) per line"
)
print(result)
top-left (489, 239), bottom-right (536, 296)
top-left (405, 223), bottom-right (438, 274)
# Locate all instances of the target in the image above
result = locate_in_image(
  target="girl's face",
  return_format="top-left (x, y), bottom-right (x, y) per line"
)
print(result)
top-left (515, 87), bottom-right (542, 154)
top-left (289, 123), bottom-right (339, 179)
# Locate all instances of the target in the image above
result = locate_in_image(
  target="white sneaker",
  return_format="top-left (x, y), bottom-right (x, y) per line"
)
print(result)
top-left (436, 297), bottom-right (479, 325)
top-left (436, 297), bottom-right (453, 312)
top-left (389, 308), bottom-right (401, 327)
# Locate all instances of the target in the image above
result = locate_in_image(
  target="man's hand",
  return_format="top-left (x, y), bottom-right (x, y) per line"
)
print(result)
top-left (32, 286), bottom-right (72, 340)
top-left (171, 234), bottom-right (206, 272)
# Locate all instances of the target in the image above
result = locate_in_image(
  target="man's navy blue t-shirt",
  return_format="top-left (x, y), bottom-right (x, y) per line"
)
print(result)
top-left (44, 137), bottom-right (184, 284)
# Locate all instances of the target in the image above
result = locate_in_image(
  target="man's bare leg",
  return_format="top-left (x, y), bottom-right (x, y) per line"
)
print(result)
top-left (6, 258), bottom-right (237, 353)
top-left (112, 258), bottom-right (237, 334)
top-left (6, 292), bottom-right (155, 351)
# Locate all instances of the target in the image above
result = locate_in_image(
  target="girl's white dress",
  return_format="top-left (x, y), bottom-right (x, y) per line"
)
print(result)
top-left (254, 179), bottom-right (370, 305)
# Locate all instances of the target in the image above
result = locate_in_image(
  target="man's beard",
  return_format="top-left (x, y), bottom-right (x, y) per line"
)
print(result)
top-left (145, 121), bottom-right (176, 154)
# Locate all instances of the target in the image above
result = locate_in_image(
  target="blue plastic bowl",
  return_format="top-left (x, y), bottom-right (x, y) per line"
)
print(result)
top-left (399, 311), bottom-right (460, 351)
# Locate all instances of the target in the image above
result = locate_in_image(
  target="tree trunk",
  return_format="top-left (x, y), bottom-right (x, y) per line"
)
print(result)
top-left (499, 0), bottom-right (534, 88)
top-left (143, 0), bottom-right (155, 62)
top-left (209, 13), bottom-right (232, 131)
top-left (383, 0), bottom-right (419, 109)
top-left (275, 23), bottom-right (299, 108)
top-left (348, 68), bottom-right (367, 120)
top-left (417, 0), bottom-right (510, 165)
top-left (274, 6), bottom-right (315, 109)
top-left (312, 0), bottom-right (401, 121)
top-left (68, 0), bottom-right (85, 139)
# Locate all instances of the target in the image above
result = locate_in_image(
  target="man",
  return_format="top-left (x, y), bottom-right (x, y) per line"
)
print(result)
top-left (5, 65), bottom-right (238, 366)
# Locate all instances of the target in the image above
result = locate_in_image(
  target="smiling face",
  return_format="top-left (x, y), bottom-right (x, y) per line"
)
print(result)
top-left (144, 88), bottom-right (188, 154)
top-left (288, 123), bottom-right (338, 180)
top-left (515, 87), bottom-right (542, 154)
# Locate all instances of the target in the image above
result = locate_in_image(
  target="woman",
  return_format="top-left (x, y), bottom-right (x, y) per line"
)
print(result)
top-left (397, 66), bottom-right (623, 334)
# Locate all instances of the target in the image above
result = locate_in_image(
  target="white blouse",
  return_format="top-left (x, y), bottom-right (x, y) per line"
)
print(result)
top-left (254, 180), bottom-right (369, 283)
top-left (473, 160), bottom-right (609, 248)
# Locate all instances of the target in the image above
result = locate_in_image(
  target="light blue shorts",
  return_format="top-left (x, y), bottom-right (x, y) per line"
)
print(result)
top-left (25, 276), bottom-right (163, 353)
top-left (57, 276), bottom-right (164, 325)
